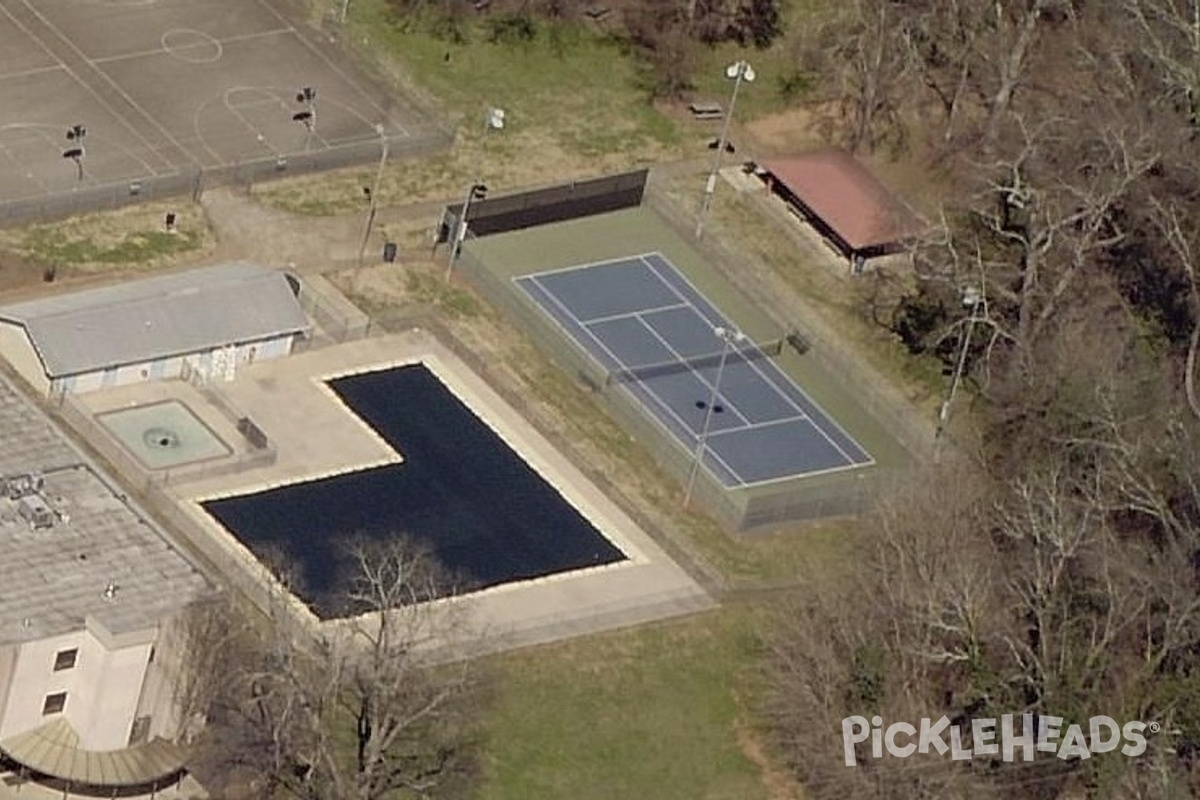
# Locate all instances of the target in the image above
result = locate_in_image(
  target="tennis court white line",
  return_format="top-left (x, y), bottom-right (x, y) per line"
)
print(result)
top-left (639, 255), bottom-right (804, 423)
top-left (625, 272), bottom-right (864, 475)
top-left (522, 273), bottom-right (749, 487)
top-left (632, 311), bottom-right (754, 429)
top-left (0, 63), bottom-right (64, 82)
top-left (642, 251), bottom-right (873, 465)
top-left (579, 301), bottom-right (690, 327)
top-left (91, 28), bottom-right (293, 65)
top-left (0, 2), bottom-right (174, 175)
top-left (17, 0), bottom-right (190, 171)
top-left (517, 254), bottom-right (649, 281)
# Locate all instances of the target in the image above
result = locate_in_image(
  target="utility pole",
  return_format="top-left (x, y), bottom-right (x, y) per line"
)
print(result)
top-left (696, 61), bottom-right (754, 240)
top-left (357, 125), bottom-right (388, 267)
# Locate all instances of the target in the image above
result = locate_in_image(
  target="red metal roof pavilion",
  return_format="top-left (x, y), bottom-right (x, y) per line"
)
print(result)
top-left (761, 149), bottom-right (923, 264)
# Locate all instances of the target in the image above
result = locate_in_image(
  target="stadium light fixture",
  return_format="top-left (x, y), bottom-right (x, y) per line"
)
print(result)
top-left (695, 61), bottom-right (754, 240)
top-left (63, 124), bottom-right (87, 184)
top-left (294, 87), bottom-right (318, 136)
top-left (445, 182), bottom-right (488, 281)
top-left (684, 325), bottom-right (746, 508)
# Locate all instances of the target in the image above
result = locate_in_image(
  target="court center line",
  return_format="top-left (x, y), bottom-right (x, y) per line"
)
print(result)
top-left (632, 310), bottom-right (754, 429)
top-left (90, 27), bottom-right (294, 65)
top-left (641, 251), bottom-right (872, 464)
top-left (223, 103), bottom-right (281, 158)
top-left (523, 275), bottom-right (748, 487)
top-left (578, 302), bottom-right (690, 328)
top-left (0, 63), bottom-right (65, 82)
top-left (738, 347), bottom-right (860, 466)
top-left (523, 275), bottom-right (741, 481)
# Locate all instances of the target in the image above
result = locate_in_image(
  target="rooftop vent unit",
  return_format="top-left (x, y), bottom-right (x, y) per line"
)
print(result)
top-left (17, 493), bottom-right (55, 530)
top-left (4, 473), bottom-right (44, 500)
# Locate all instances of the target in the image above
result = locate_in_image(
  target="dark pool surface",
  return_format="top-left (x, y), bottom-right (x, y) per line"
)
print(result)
top-left (203, 364), bottom-right (626, 618)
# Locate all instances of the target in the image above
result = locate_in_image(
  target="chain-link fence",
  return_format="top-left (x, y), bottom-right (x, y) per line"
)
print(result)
top-left (0, 130), bottom-right (452, 228)
top-left (454, 235), bottom-right (895, 532)
top-left (296, 273), bottom-right (373, 345)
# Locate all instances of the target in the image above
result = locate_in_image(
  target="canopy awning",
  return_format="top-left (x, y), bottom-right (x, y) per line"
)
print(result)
top-left (0, 718), bottom-right (187, 787)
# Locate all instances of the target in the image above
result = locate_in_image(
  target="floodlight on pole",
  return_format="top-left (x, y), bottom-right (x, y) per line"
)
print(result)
top-left (695, 61), bottom-right (754, 240)
top-left (357, 124), bottom-right (389, 267)
top-left (295, 87), bottom-right (317, 137)
top-left (63, 124), bottom-right (87, 184)
top-left (684, 325), bottom-right (746, 508)
top-left (445, 182), bottom-right (487, 281)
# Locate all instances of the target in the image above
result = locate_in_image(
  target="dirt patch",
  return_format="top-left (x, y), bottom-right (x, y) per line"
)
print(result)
top-left (735, 717), bottom-right (806, 800)
top-left (743, 107), bottom-right (833, 157)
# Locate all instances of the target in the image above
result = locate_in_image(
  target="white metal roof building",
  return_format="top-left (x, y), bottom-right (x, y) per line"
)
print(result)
top-left (0, 262), bottom-right (311, 396)
top-left (0, 370), bottom-right (211, 795)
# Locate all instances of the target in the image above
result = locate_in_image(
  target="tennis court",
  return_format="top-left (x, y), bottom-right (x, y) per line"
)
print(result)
top-left (515, 253), bottom-right (873, 487)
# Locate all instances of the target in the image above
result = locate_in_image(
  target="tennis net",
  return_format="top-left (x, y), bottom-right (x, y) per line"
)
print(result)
top-left (604, 338), bottom-right (783, 386)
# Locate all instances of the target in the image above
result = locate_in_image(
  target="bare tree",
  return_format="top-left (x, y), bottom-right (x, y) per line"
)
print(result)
top-left (200, 539), bottom-right (481, 800)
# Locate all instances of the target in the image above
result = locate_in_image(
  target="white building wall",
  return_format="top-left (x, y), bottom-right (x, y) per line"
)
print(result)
top-left (68, 370), bottom-right (107, 395)
top-left (0, 322), bottom-right (50, 396)
top-left (0, 644), bottom-right (16, 728)
top-left (53, 333), bottom-right (300, 396)
top-left (0, 627), bottom-right (154, 751)
top-left (134, 612), bottom-right (193, 743)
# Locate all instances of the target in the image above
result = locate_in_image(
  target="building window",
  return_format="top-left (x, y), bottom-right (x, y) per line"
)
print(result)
top-left (53, 648), bottom-right (77, 672)
top-left (42, 692), bottom-right (67, 715)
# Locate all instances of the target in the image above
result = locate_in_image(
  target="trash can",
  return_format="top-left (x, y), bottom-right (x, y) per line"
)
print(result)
top-left (382, 242), bottom-right (397, 263)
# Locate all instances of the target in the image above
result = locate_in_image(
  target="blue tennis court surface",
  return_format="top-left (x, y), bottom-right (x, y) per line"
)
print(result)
top-left (514, 253), bottom-right (873, 487)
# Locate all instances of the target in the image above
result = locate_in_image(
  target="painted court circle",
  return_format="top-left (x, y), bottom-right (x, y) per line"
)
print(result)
top-left (162, 29), bottom-right (223, 64)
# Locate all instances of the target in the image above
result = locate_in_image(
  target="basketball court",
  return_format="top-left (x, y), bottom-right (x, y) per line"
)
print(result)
top-left (0, 0), bottom-right (436, 212)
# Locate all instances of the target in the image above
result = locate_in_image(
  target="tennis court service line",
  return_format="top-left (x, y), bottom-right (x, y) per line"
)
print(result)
top-left (639, 252), bottom-right (869, 465)
top-left (522, 272), bottom-right (751, 486)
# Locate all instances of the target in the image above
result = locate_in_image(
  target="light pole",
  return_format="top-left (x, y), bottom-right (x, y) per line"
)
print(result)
top-left (935, 286), bottom-right (984, 450)
top-left (684, 325), bottom-right (745, 508)
top-left (357, 124), bottom-right (388, 267)
top-left (293, 87), bottom-right (317, 147)
top-left (696, 60), bottom-right (754, 240)
top-left (63, 124), bottom-right (86, 185)
top-left (445, 182), bottom-right (487, 282)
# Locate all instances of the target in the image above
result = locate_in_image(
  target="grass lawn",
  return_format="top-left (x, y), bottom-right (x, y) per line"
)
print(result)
top-left (474, 607), bottom-right (785, 800)
top-left (256, 1), bottom-right (692, 214)
top-left (0, 201), bottom-right (213, 274)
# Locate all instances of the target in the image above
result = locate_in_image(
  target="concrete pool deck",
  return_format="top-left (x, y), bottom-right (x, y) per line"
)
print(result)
top-left (78, 330), bottom-right (714, 652)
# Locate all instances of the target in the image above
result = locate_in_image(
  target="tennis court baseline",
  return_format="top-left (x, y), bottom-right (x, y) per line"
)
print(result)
top-left (514, 253), bottom-right (873, 487)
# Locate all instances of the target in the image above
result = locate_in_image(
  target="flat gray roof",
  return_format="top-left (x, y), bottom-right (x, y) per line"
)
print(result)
top-left (0, 263), bottom-right (311, 378)
top-left (0, 373), bottom-right (209, 646)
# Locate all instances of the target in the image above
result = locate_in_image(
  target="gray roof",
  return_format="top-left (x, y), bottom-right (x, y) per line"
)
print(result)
top-left (0, 263), bottom-right (310, 378)
top-left (0, 373), bottom-right (210, 645)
